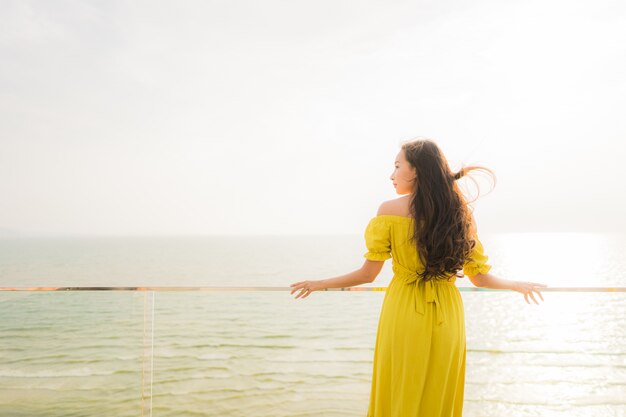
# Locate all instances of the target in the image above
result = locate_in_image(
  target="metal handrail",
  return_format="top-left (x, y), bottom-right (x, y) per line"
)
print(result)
top-left (1, 286), bottom-right (625, 292)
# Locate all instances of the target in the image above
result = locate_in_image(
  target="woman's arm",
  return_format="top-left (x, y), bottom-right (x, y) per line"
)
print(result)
top-left (469, 272), bottom-right (516, 290)
top-left (469, 272), bottom-right (547, 304)
top-left (319, 259), bottom-right (385, 288)
top-left (318, 269), bottom-right (371, 289)
top-left (290, 260), bottom-right (384, 299)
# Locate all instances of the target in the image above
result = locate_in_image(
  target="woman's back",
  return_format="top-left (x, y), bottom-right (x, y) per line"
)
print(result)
top-left (364, 197), bottom-right (492, 280)
top-left (364, 198), bottom-right (492, 416)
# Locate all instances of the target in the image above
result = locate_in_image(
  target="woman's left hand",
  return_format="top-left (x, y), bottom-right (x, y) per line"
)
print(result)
top-left (290, 280), bottom-right (324, 299)
top-left (512, 280), bottom-right (547, 304)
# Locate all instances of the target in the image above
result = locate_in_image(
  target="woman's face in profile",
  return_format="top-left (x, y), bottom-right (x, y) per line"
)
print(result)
top-left (390, 150), bottom-right (416, 195)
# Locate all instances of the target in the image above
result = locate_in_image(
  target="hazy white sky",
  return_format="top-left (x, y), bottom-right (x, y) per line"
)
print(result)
top-left (1, 0), bottom-right (625, 236)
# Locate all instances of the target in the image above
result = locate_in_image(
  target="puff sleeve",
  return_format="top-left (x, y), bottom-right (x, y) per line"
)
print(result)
top-left (463, 235), bottom-right (492, 277)
top-left (363, 217), bottom-right (392, 261)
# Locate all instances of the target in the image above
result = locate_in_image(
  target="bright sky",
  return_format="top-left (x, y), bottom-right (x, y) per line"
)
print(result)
top-left (1, 0), bottom-right (625, 236)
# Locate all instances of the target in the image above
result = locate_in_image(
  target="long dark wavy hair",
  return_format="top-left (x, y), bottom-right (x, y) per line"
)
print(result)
top-left (401, 138), bottom-right (496, 282)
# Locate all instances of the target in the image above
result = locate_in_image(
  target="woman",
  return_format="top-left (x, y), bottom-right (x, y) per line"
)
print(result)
top-left (290, 138), bottom-right (547, 416)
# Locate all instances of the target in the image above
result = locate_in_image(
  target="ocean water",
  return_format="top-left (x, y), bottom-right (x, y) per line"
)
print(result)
top-left (0, 233), bottom-right (625, 417)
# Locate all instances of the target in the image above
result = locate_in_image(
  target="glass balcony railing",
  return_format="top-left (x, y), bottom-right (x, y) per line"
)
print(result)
top-left (1, 286), bottom-right (625, 417)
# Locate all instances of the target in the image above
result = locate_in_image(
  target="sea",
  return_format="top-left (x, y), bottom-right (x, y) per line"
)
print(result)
top-left (0, 232), bottom-right (625, 417)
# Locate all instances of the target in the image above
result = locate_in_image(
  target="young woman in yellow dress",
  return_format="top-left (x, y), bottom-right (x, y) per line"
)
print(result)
top-left (290, 138), bottom-right (547, 416)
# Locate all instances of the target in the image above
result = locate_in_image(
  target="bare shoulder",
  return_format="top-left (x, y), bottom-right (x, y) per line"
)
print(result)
top-left (376, 196), bottom-right (411, 216)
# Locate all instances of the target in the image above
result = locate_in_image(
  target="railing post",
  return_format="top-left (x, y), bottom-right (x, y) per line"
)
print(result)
top-left (141, 291), bottom-right (155, 417)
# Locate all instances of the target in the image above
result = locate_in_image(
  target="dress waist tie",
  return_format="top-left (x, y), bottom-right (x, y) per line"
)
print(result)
top-left (392, 262), bottom-right (456, 326)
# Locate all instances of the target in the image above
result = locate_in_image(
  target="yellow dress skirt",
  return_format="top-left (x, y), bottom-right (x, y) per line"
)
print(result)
top-left (363, 215), bottom-right (492, 417)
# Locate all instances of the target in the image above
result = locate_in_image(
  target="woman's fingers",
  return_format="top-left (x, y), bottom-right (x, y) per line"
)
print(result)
top-left (290, 282), bottom-right (305, 295)
top-left (295, 287), bottom-right (310, 299)
top-left (517, 281), bottom-right (548, 305)
top-left (524, 292), bottom-right (539, 304)
top-left (522, 285), bottom-right (546, 304)
top-left (529, 283), bottom-right (546, 303)
top-left (535, 288), bottom-right (545, 302)
top-left (290, 281), bottom-right (312, 299)
top-left (292, 286), bottom-right (306, 296)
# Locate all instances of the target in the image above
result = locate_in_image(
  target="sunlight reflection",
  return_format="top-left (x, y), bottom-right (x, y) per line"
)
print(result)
top-left (489, 232), bottom-right (611, 287)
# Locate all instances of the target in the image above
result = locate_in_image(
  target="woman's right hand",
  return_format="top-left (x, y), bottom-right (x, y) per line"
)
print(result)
top-left (511, 281), bottom-right (547, 304)
top-left (289, 279), bottom-right (324, 300)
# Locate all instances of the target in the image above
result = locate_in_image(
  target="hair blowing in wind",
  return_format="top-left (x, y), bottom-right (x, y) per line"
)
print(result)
top-left (401, 138), bottom-right (496, 282)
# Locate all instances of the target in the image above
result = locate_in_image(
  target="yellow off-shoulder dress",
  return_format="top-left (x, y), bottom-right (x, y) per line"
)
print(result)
top-left (364, 215), bottom-right (492, 417)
